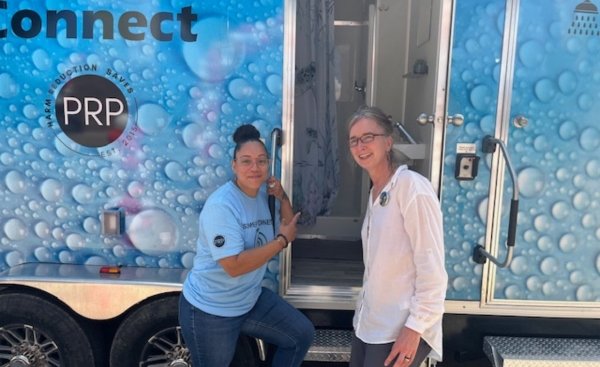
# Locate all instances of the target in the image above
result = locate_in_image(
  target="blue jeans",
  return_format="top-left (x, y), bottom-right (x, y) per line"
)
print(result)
top-left (179, 287), bottom-right (315, 367)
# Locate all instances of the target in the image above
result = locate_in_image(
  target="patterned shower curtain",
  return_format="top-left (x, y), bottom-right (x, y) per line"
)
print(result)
top-left (293, 0), bottom-right (339, 226)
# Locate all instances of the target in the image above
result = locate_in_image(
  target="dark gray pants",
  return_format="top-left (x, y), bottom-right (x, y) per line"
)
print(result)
top-left (350, 333), bottom-right (432, 367)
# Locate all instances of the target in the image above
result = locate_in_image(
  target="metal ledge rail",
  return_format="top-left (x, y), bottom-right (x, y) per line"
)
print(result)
top-left (484, 336), bottom-right (600, 367)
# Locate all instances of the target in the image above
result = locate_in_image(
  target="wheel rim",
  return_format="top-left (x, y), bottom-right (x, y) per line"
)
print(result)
top-left (0, 324), bottom-right (61, 367)
top-left (138, 326), bottom-right (190, 367)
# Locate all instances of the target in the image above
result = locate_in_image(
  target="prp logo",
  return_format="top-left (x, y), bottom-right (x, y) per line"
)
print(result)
top-left (55, 75), bottom-right (128, 148)
top-left (44, 64), bottom-right (139, 157)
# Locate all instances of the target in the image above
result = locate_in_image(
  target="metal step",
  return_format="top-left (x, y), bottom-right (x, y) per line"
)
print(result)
top-left (484, 336), bottom-right (600, 367)
top-left (305, 329), bottom-right (352, 362)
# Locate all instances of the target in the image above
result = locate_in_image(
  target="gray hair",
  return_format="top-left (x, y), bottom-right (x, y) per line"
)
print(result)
top-left (347, 105), bottom-right (406, 169)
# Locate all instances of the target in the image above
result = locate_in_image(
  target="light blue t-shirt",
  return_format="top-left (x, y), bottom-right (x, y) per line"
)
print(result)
top-left (183, 181), bottom-right (275, 317)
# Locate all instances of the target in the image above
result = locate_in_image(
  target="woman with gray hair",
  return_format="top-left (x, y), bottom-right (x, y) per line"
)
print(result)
top-left (347, 106), bottom-right (448, 367)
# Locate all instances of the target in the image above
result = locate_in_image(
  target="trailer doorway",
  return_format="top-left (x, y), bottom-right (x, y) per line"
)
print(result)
top-left (281, 0), bottom-right (453, 308)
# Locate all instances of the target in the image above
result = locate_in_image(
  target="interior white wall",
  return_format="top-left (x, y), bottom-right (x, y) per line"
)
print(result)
top-left (370, 0), bottom-right (410, 123)
top-left (370, 0), bottom-right (444, 179)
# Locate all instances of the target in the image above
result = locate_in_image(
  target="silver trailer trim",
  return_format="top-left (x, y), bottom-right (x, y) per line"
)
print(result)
top-left (0, 263), bottom-right (184, 319)
top-left (445, 300), bottom-right (600, 319)
top-left (279, 0), bottom-right (296, 299)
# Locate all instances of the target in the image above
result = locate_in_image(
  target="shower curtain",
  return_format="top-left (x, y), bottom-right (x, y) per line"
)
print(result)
top-left (293, 0), bottom-right (339, 226)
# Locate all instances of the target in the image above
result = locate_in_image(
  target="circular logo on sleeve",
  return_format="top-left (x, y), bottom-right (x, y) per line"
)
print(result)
top-left (213, 235), bottom-right (225, 248)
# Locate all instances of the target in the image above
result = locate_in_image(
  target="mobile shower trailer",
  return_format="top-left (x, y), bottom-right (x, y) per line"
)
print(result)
top-left (0, 0), bottom-right (599, 366)
top-left (284, 0), bottom-right (600, 365)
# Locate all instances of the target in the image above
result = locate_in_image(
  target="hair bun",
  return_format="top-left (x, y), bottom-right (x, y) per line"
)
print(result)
top-left (233, 124), bottom-right (260, 144)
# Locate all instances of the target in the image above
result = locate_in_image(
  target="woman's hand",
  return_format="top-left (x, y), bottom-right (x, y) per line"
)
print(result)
top-left (278, 212), bottom-right (301, 244)
top-left (267, 176), bottom-right (287, 201)
top-left (384, 327), bottom-right (421, 367)
top-left (267, 176), bottom-right (296, 235)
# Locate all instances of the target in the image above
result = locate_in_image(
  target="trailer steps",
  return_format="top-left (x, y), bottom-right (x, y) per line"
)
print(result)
top-left (305, 329), bottom-right (436, 366)
top-left (305, 329), bottom-right (352, 362)
top-left (484, 336), bottom-right (600, 367)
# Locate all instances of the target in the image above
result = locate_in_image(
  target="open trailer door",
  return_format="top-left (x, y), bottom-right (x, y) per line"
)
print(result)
top-left (280, 0), bottom-right (454, 310)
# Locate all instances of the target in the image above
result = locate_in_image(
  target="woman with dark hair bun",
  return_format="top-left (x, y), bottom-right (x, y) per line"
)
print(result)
top-left (179, 124), bottom-right (314, 366)
top-left (232, 123), bottom-right (261, 145)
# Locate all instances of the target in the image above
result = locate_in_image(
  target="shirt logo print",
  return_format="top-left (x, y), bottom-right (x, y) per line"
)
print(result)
top-left (213, 235), bottom-right (225, 248)
top-left (254, 229), bottom-right (267, 248)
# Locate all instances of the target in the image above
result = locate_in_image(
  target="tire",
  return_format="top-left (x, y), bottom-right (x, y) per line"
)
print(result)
top-left (0, 292), bottom-right (97, 367)
top-left (109, 295), bottom-right (258, 367)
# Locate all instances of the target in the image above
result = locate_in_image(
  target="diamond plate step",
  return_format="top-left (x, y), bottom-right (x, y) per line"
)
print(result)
top-left (484, 336), bottom-right (600, 367)
top-left (305, 329), bottom-right (352, 362)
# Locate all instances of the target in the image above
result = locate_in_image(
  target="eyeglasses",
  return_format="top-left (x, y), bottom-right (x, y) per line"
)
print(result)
top-left (348, 133), bottom-right (387, 147)
top-left (236, 158), bottom-right (270, 168)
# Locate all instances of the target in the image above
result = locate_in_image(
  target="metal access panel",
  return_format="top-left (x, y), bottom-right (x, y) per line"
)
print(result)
top-left (484, 336), bottom-right (600, 367)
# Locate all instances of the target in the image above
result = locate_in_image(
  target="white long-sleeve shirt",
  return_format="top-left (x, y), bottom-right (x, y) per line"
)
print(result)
top-left (353, 165), bottom-right (448, 361)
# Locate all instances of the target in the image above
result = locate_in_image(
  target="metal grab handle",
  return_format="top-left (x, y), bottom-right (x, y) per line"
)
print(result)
top-left (473, 135), bottom-right (520, 268)
top-left (389, 117), bottom-right (418, 144)
top-left (268, 128), bottom-right (282, 233)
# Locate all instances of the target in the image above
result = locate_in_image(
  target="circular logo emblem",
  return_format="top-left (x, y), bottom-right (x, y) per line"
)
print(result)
top-left (213, 235), bottom-right (225, 248)
top-left (379, 191), bottom-right (389, 206)
top-left (55, 75), bottom-right (128, 148)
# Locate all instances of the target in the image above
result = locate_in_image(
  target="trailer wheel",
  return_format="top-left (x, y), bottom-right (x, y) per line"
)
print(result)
top-left (110, 296), bottom-right (258, 367)
top-left (0, 292), bottom-right (97, 367)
